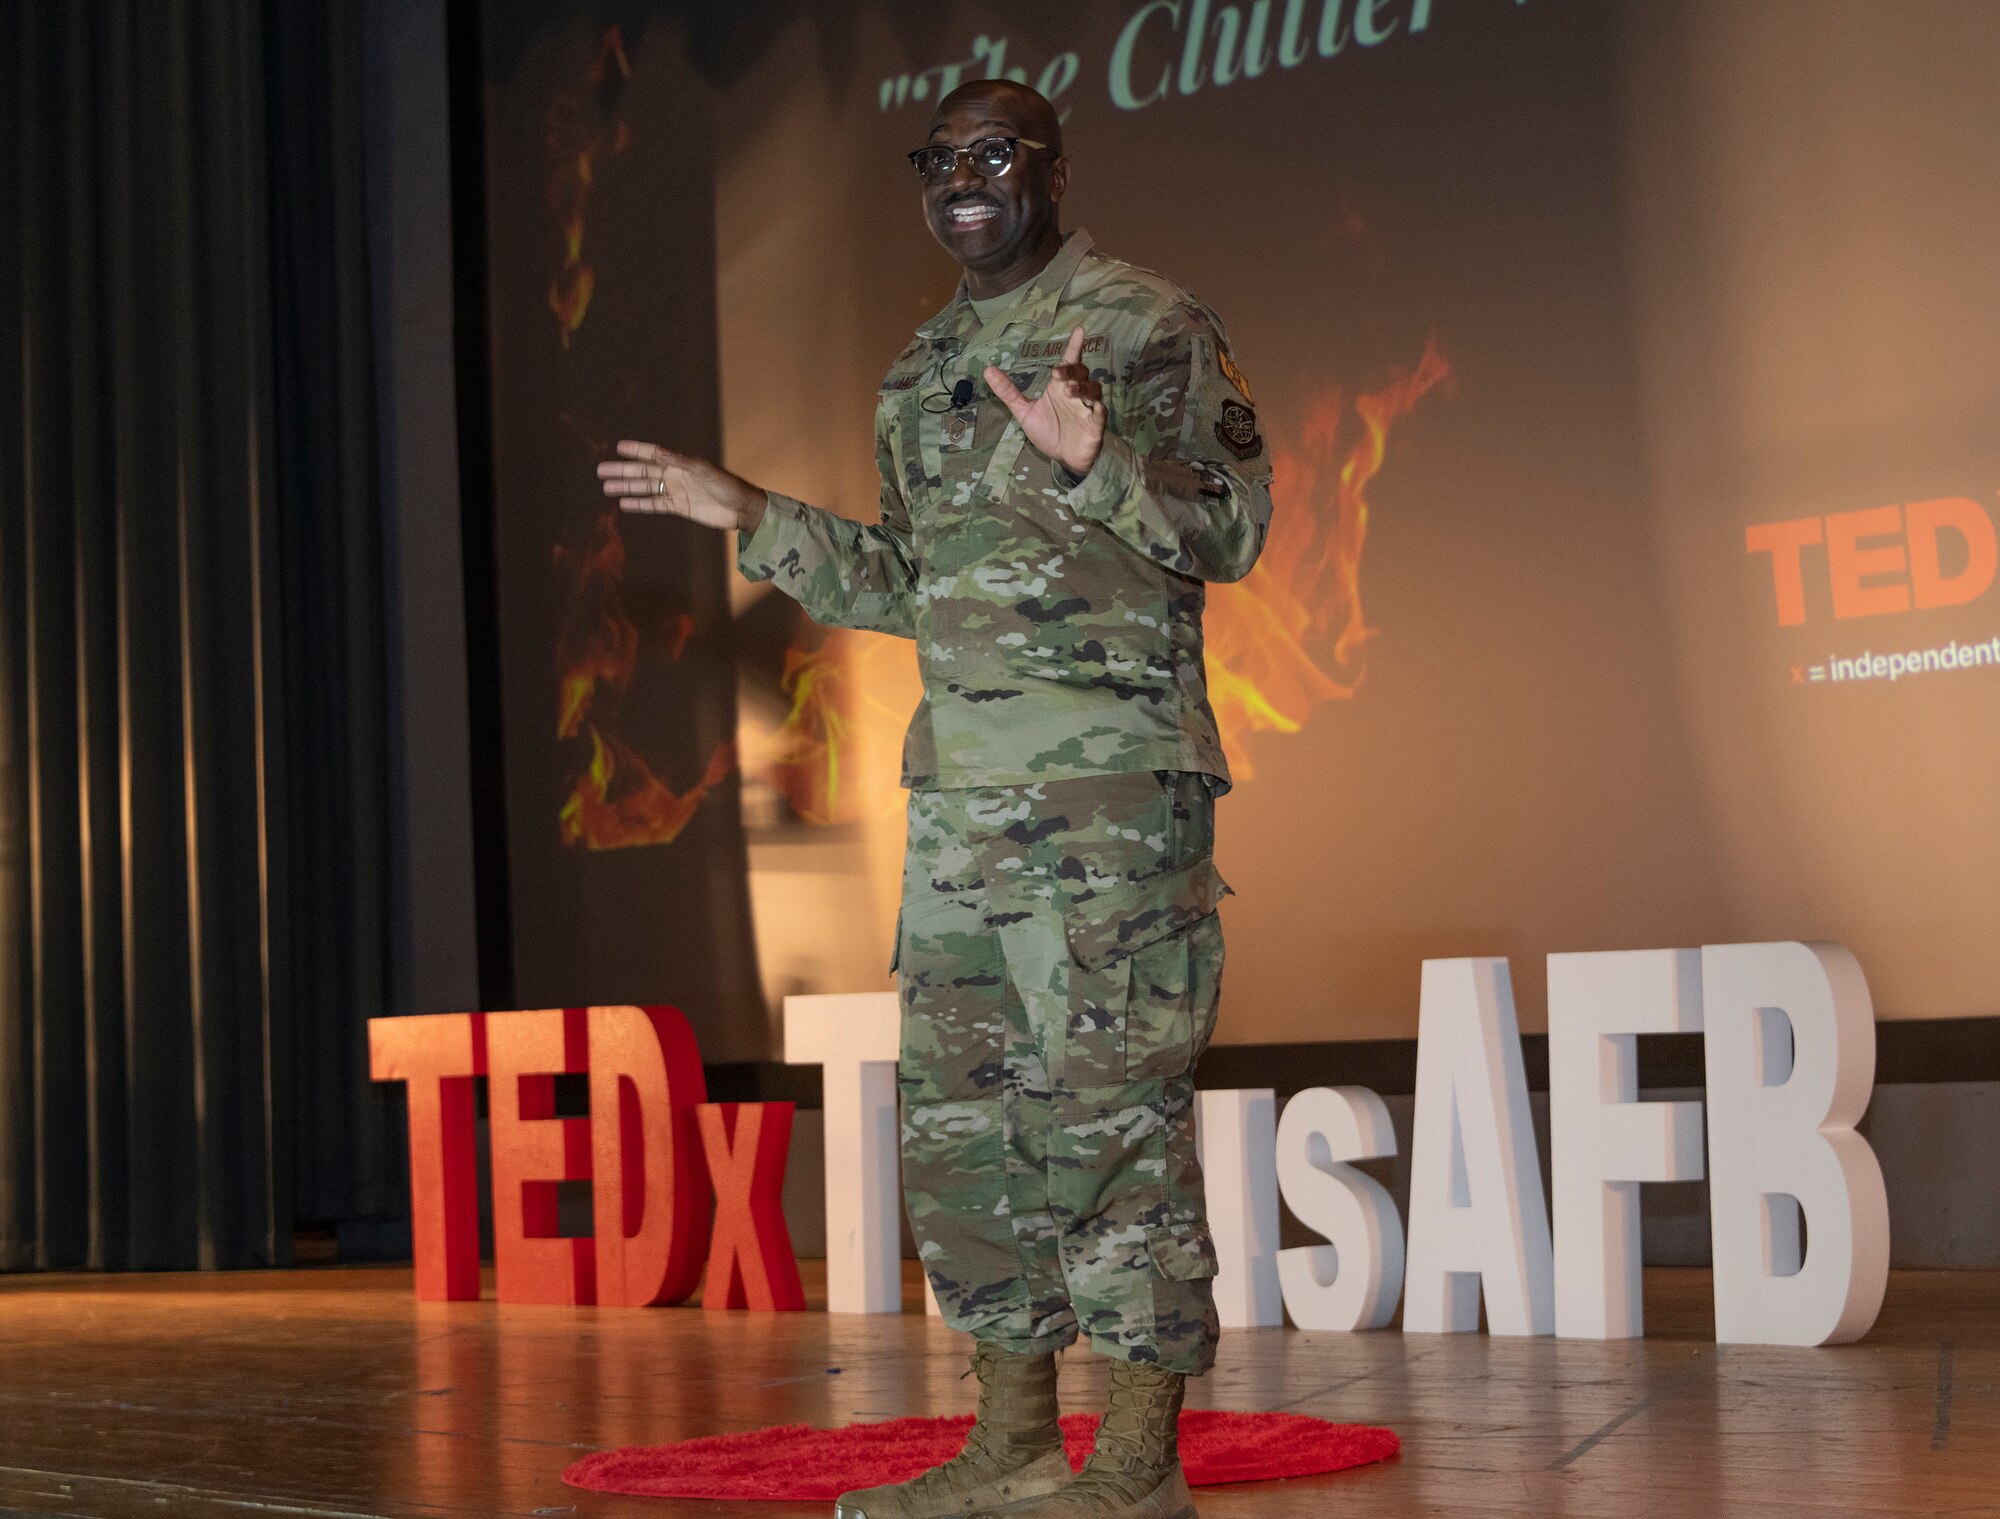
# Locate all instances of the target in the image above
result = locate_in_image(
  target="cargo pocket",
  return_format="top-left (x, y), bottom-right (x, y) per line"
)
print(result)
top-left (1060, 855), bottom-right (1232, 1088)
top-left (1146, 1220), bottom-right (1220, 1281)
top-left (888, 905), bottom-right (905, 975)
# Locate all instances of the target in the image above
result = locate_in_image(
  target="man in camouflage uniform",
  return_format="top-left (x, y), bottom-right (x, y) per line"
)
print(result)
top-left (602, 78), bottom-right (1271, 1519)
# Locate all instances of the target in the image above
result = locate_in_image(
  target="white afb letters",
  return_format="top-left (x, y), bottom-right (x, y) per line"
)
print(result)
top-left (785, 941), bottom-right (1891, 1346)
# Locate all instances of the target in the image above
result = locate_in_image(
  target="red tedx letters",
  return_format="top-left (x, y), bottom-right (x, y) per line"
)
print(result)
top-left (369, 1006), bottom-right (799, 1311)
top-left (367, 1013), bottom-right (488, 1302)
top-left (696, 1102), bottom-right (807, 1312)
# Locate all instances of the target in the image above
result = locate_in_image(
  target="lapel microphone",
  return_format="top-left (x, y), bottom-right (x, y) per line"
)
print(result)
top-left (950, 378), bottom-right (975, 410)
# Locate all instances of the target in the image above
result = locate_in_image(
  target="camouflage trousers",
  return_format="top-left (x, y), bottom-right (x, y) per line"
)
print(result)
top-left (894, 769), bottom-right (1229, 1376)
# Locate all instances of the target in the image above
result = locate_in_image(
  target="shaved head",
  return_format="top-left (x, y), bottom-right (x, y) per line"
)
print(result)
top-left (917, 78), bottom-right (1070, 298)
top-left (930, 78), bottom-right (1064, 158)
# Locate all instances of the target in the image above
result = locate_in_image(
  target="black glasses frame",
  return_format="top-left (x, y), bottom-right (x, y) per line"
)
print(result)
top-left (906, 135), bottom-right (1048, 186)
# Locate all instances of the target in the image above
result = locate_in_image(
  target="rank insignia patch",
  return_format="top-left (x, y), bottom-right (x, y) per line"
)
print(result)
top-left (1216, 345), bottom-right (1254, 403)
top-left (1214, 398), bottom-right (1262, 460)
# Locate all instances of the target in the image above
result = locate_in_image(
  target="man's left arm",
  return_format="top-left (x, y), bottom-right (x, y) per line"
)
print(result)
top-left (1062, 300), bottom-right (1274, 584)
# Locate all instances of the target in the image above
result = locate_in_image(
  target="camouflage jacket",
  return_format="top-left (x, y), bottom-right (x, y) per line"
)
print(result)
top-left (736, 228), bottom-right (1274, 791)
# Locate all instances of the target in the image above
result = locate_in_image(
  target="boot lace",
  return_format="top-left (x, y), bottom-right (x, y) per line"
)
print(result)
top-left (1061, 1367), bottom-right (1181, 1503)
top-left (912, 1343), bottom-right (1063, 1492)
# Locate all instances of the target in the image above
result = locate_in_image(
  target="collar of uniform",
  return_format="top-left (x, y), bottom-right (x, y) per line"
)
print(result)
top-left (915, 227), bottom-right (1096, 341)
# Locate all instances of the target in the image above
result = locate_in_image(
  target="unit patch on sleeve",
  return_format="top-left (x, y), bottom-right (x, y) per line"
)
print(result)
top-left (1216, 345), bottom-right (1255, 403)
top-left (1214, 398), bottom-right (1262, 461)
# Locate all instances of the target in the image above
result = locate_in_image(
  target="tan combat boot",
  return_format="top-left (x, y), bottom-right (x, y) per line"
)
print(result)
top-left (969, 1360), bottom-right (1196, 1518)
top-left (834, 1341), bottom-right (1073, 1518)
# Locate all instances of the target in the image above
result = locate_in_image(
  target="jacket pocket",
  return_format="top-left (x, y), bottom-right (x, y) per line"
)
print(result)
top-left (1060, 855), bottom-right (1231, 1088)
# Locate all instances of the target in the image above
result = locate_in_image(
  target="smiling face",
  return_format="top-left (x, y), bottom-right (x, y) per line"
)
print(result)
top-left (919, 82), bottom-right (1068, 299)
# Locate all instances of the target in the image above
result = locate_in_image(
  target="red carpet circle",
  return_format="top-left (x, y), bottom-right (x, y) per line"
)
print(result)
top-left (563, 1410), bottom-right (1399, 1501)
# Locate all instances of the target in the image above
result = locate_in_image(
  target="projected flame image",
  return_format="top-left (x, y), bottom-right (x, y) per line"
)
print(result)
top-left (555, 509), bottom-right (735, 850)
top-left (1207, 340), bottom-right (1451, 776)
top-left (545, 27), bottom-right (631, 347)
top-left (742, 630), bottom-right (920, 827)
top-left (738, 338), bottom-right (1452, 817)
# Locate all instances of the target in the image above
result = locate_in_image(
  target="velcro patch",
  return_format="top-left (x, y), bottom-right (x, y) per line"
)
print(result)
top-left (1214, 398), bottom-right (1262, 460)
top-left (1018, 333), bottom-right (1108, 362)
top-left (1216, 345), bottom-right (1254, 403)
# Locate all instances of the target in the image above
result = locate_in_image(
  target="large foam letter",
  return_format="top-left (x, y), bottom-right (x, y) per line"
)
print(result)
top-left (1275, 1086), bottom-right (1404, 1331)
top-left (1403, 958), bottom-right (1554, 1336)
top-left (783, 991), bottom-right (903, 1314)
top-left (587, 1004), bottom-right (710, 1307)
top-left (697, 1103), bottom-right (806, 1311)
top-left (487, 1008), bottom-right (595, 1305)
top-left (368, 1013), bottom-right (486, 1301)
top-left (1548, 949), bottom-right (1705, 1339)
top-left (1703, 942), bottom-right (1889, 1346)
top-left (1196, 1088), bottom-right (1283, 1327)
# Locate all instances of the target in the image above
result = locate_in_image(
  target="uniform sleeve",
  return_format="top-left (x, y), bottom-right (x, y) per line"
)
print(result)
top-left (1060, 300), bottom-right (1273, 584)
top-left (735, 414), bottom-right (917, 638)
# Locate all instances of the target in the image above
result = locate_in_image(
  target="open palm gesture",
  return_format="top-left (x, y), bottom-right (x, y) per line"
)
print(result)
top-left (984, 326), bottom-right (1105, 478)
top-left (597, 441), bottom-right (764, 532)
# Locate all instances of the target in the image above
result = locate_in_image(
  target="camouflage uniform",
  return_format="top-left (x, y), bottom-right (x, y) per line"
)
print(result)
top-left (738, 229), bottom-right (1272, 1375)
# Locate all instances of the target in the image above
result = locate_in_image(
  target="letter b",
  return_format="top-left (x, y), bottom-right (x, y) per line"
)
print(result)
top-left (1703, 942), bottom-right (1889, 1346)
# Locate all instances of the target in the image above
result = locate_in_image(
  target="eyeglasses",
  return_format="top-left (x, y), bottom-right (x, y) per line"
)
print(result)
top-left (906, 136), bottom-right (1048, 187)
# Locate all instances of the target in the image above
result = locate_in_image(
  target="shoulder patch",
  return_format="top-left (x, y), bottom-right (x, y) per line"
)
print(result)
top-left (1216, 346), bottom-right (1254, 403)
top-left (1214, 398), bottom-right (1262, 461)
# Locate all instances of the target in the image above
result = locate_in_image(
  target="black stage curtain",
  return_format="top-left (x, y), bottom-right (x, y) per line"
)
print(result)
top-left (0, 0), bottom-right (399, 1269)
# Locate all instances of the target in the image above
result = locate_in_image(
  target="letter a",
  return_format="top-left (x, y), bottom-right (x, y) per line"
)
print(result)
top-left (1403, 958), bottom-right (1554, 1336)
top-left (1703, 942), bottom-right (1889, 1346)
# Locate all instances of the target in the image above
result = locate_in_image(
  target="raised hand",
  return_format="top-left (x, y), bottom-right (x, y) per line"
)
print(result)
top-left (983, 326), bottom-right (1106, 478)
top-left (597, 441), bottom-right (766, 533)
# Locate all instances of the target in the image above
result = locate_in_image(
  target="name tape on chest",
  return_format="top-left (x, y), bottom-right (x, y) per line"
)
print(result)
top-left (1018, 332), bottom-right (1108, 362)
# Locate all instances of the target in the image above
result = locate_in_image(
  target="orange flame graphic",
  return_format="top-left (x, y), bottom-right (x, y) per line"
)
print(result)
top-left (745, 341), bottom-right (1450, 814)
top-left (546, 27), bottom-right (631, 346)
top-left (555, 509), bottom-right (735, 849)
top-left (748, 630), bottom-right (918, 826)
top-left (1203, 340), bottom-right (1451, 776)
top-left (561, 731), bottom-right (735, 850)
top-left (556, 511), bottom-right (638, 741)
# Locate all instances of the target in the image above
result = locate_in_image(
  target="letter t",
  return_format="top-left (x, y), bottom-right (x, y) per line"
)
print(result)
top-left (1745, 517), bottom-right (1824, 626)
top-left (368, 1013), bottom-right (487, 1301)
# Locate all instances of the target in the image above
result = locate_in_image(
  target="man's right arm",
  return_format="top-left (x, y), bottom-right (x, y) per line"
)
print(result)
top-left (736, 421), bottom-right (918, 640)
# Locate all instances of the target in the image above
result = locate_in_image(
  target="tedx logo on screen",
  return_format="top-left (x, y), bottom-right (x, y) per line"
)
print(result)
top-left (1744, 496), bottom-right (1997, 626)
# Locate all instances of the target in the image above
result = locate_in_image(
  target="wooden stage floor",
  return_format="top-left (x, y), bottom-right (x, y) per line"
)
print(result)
top-left (0, 1262), bottom-right (1993, 1519)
